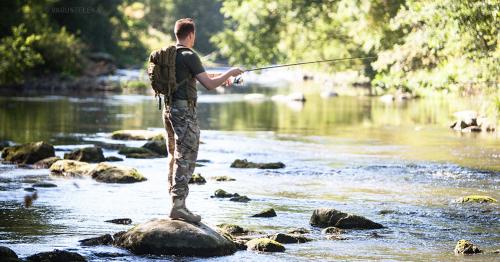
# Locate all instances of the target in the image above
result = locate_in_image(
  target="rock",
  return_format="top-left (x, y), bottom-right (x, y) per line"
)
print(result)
top-left (457, 195), bottom-right (497, 203)
top-left (111, 130), bottom-right (164, 141)
top-left (288, 228), bottom-right (310, 234)
top-left (321, 227), bottom-right (344, 235)
top-left (213, 189), bottom-right (237, 198)
top-left (232, 239), bottom-right (248, 250)
top-left (269, 233), bottom-right (311, 244)
top-left (461, 126), bottom-right (482, 132)
top-left (64, 147), bottom-right (105, 163)
top-left (230, 159), bottom-right (285, 169)
top-left (230, 195), bottom-right (251, 202)
top-left (1, 141), bottom-right (55, 164)
top-left (310, 208), bottom-right (384, 229)
top-left (26, 249), bottom-right (86, 261)
top-left (87, 163), bottom-right (146, 183)
top-left (114, 219), bottom-right (236, 257)
top-left (378, 209), bottom-right (397, 215)
top-left (89, 141), bottom-right (126, 150)
top-left (213, 176), bottom-right (236, 181)
top-left (24, 187), bottom-right (37, 192)
top-left (33, 156), bottom-right (61, 169)
top-left (197, 159), bottom-right (211, 163)
top-left (189, 173), bottom-right (206, 184)
top-left (217, 224), bottom-right (248, 235)
top-left (246, 238), bottom-right (285, 252)
top-left (454, 239), bottom-right (482, 255)
top-left (79, 234), bottom-right (113, 246)
top-left (142, 140), bottom-right (167, 156)
top-left (32, 182), bottom-right (57, 188)
top-left (326, 234), bottom-right (348, 240)
top-left (477, 117), bottom-right (496, 132)
top-left (251, 208), bottom-right (277, 217)
top-left (453, 111), bottom-right (478, 126)
top-left (105, 218), bottom-right (132, 225)
top-left (0, 246), bottom-right (20, 262)
top-left (117, 147), bottom-right (160, 158)
top-left (49, 160), bottom-right (94, 177)
top-left (105, 156), bottom-right (123, 162)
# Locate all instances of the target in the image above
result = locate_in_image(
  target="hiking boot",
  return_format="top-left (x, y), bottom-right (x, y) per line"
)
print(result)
top-left (169, 196), bottom-right (201, 223)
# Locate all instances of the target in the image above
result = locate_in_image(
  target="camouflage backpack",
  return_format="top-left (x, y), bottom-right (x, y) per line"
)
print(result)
top-left (147, 45), bottom-right (188, 109)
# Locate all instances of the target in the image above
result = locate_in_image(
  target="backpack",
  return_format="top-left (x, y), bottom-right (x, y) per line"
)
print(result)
top-left (147, 45), bottom-right (187, 109)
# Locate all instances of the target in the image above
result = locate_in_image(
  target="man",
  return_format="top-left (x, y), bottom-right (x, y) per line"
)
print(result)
top-left (163, 18), bottom-right (243, 223)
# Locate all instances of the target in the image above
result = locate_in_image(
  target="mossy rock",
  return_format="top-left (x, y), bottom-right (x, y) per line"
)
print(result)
top-left (230, 159), bottom-right (285, 169)
top-left (457, 195), bottom-right (497, 203)
top-left (79, 234), bottom-right (113, 246)
top-left (1, 141), bottom-right (55, 164)
top-left (64, 146), bottom-right (105, 163)
top-left (33, 156), bottom-right (61, 169)
top-left (213, 189), bottom-right (237, 198)
top-left (189, 173), bottom-right (206, 184)
top-left (49, 160), bottom-right (94, 177)
top-left (87, 163), bottom-right (146, 183)
top-left (230, 195), bottom-right (250, 202)
top-left (246, 238), bottom-right (285, 252)
top-left (310, 208), bottom-right (384, 229)
top-left (111, 130), bottom-right (164, 141)
top-left (118, 147), bottom-right (160, 158)
top-left (269, 233), bottom-right (311, 244)
top-left (217, 224), bottom-right (248, 235)
top-left (26, 250), bottom-right (86, 261)
top-left (251, 208), bottom-right (277, 217)
top-left (142, 140), bottom-right (167, 156)
top-left (213, 176), bottom-right (236, 181)
top-left (454, 239), bottom-right (482, 254)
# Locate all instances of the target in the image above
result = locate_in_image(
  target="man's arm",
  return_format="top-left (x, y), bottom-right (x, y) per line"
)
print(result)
top-left (196, 68), bottom-right (243, 90)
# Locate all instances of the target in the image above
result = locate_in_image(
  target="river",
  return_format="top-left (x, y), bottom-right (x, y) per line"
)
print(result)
top-left (0, 75), bottom-right (498, 261)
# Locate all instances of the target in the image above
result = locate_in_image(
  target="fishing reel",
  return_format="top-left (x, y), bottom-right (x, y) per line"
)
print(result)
top-left (233, 75), bottom-right (244, 86)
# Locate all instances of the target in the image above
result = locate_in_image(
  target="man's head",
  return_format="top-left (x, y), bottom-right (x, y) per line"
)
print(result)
top-left (174, 18), bottom-right (195, 47)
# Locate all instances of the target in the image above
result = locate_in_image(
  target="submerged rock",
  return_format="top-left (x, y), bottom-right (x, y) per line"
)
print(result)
top-left (117, 147), bottom-right (160, 158)
top-left (0, 246), bottom-right (20, 262)
top-left (142, 140), bottom-right (167, 156)
top-left (26, 249), bottom-right (86, 261)
top-left (89, 141), bottom-right (126, 150)
top-left (105, 156), bottom-right (123, 162)
top-left (79, 234), bottom-right (113, 246)
top-left (49, 160), bottom-right (94, 177)
top-left (1, 141), bottom-right (55, 164)
top-left (64, 147), bottom-right (105, 163)
top-left (269, 233), bottom-right (311, 244)
top-left (230, 159), bottom-right (285, 169)
top-left (457, 195), bottom-right (497, 203)
top-left (212, 176), bottom-right (236, 181)
top-left (246, 238), bottom-right (285, 252)
top-left (32, 182), bottom-right (57, 188)
top-left (217, 224), bottom-right (248, 235)
top-left (230, 195), bottom-right (251, 202)
top-left (105, 218), bottom-right (132, 225)
top-left (310, 208), bottom-right (384, 229)
top-left (189, 173), bottom-right (206, 184)
top-left (111, 130), bottom-right (164, 141)
top-left (454, 239), bottom-right (482, 255)
top-left (251, 208), bottom-right (277, 217)
top-left (87, 163), bottom-right (146, 183)
top-left (114, 219), bottom-right (236, 257)
top-left (33, 156), bottom-right (61, 169)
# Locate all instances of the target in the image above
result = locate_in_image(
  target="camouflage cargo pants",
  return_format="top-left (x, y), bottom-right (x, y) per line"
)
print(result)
top-left (163, 105), bottom-right (200, 197)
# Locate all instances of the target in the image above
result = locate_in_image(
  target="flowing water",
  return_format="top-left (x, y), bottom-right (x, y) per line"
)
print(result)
top-left (0, 78), bottom-right (499, 261)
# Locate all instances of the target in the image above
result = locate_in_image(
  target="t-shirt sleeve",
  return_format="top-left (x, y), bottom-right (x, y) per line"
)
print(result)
top-left (185, 51), bottom-right (205, 75)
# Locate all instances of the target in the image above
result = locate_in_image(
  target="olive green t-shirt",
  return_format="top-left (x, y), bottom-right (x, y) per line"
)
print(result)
top-left (172, 46), bottom-right (205, 101)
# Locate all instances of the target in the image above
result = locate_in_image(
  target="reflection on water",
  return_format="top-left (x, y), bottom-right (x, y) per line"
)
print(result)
top-left (0, 83), bottom-right (499, 261)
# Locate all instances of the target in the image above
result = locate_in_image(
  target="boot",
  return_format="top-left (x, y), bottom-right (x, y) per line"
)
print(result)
top-left (169, 196), bottom-right (201, 223)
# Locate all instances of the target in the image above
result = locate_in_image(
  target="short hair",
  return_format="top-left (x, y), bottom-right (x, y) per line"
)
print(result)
top-left (174, 18), bottom-right (195, 39)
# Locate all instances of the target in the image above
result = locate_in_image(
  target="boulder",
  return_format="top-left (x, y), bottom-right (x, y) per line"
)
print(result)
top-left (49, 160), bottom-right (94, 177)
top-left (213, 176), bottom-right (236, 181)
top-left (105, 218), bottom-right (132, 225)
top-left (269, 233), bottom-right (311, 244)
top-left (64, 147), bottom-right (105, 163)
top-left (310, 208), bottom-right (384, 229)
top-left (111, 130), bottom-right (164, 141)
top-left (79, 234), bottom-right (113, 246)
top-left (251, 208), bottom-right (277, 217)
top-left (246, 238), bottom-right (285, 252)
top-left (0, 246), bottom-right (20, 262)
top-left (87, 163), bottom-right (146, 183)
top-left (1, 141), bottom-right (55, 164)
top-left (26, 249), bottom-right (86, 261)
top-left (117, 147), bottom-right (160, 158)
top-left (105, 156), bottom-right (123, 162)
top-left (189, 173), bottom-right (206, 184)
top-left (217, 224), bottom-right (248, 235)
top-left (230, 159), bottom-right (285, 169)
top-left (33, 156), bottom-right (61, 169)
top-left (142, 140), bottom-right (167, 156)
top-left (457, 195), bottom-right (497, 203)
top-left (454, 239), bottom-right (482, 255)
top-left (114, 219), bottom-right (236, 257)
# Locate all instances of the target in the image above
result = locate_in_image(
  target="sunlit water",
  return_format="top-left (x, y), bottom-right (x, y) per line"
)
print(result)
top-left (0, 81), bottom-right (499, 261)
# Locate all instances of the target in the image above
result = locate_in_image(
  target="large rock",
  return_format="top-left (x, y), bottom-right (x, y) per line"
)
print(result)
top-left (0, 246), bottom-right (20, 262)
top-left (269, 233), bottom-right (311, 244)
top-left (64, 147), bottom-right (105, 163)
top-left (118, 147), bottom-right (160, 158)
top-left (87, 163), bottom-right (146, 183)
top-left (114, 219), bottom-right (236, 257)
top-left (454, 239), bottom-right (482, 255)
top-left (310, 208), bottom-right (384, 229)
top-left (33, 156), bottom-right (61, 169)
top-left (457, 195), bottom-right (497, 203)
top-left (1, 141), bottom-right (55, 164)
top-left (26, 249), bottom-right (86, 261)
top-left (246, 238), bottom-right (285, 252)
top-left (142, 140), bottom-right (167, 155)
top-left (49, 160), bottom-right (94, 177)
top-left (230, 159), bottom-right (285, 169)
top-left (111, 130), bottom-right (164, 141)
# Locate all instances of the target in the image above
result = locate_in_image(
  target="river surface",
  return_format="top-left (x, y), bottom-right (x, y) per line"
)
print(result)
top-left (0, 78), bottom-right (499, 261)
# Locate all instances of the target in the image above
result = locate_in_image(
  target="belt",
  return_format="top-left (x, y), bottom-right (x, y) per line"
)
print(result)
top-left (170, 99), bottom-right (196, 108)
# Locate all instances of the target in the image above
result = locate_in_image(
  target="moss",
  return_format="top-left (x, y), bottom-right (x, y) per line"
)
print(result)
top-left (189, 173), bottom-right (206, 184)
top-left (458, 195), bottom-right (497, 203)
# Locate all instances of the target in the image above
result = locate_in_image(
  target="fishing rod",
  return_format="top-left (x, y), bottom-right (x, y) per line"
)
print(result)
top-left (245, 56), bottom-right (377, 72)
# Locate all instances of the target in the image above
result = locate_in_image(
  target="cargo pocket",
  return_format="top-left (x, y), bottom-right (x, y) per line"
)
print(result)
top-left (176, 122), bottom-right (199, 153)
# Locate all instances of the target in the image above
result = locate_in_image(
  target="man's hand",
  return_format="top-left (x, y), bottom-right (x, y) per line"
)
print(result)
top-left (228, 67), bottom-right (244, 77)
top-left (197, 67), bottom-right (245, 90)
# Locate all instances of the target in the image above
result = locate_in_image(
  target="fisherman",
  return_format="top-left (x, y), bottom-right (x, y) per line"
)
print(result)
top-left (164, 18), bottom-right (243, 223)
